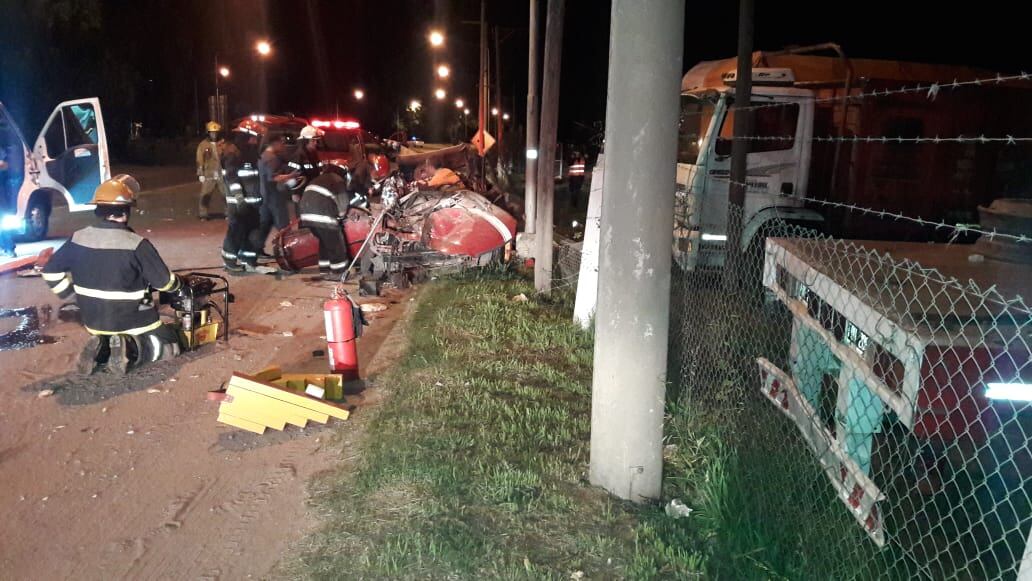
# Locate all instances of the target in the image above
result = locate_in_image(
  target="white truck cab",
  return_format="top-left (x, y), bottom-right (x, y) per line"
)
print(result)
top-left (674, 68), bottom-right (824, 270)
top-left (0, 98), bottom-right (110, 240)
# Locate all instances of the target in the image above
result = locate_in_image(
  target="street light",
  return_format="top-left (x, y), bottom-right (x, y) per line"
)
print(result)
top-left (219, 66), bottom-right (230, 78)
top-left (435, 88), bottom-right (446, 100)
top-left (491, 107), bottom-right (499, 116)
top-left (256, 40), bottom-right (272, 56)
top-left (429, 30), bottom-right (444, 47)
top-left (463, 108), bottom-right (470, 115)
top-left (408, 100), bottom-right (422, 112)
top-left (502, 112), bottom-right (510, 121)
top-left (437, 64), bottom-right (450, 79)
top-left (354, 89), bottom-right (365, 101)
top-left (455, 98), bottom-right (464, 109)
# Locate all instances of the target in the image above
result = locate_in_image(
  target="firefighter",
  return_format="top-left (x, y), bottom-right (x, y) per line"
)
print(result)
top-left (290, 125), bottom-right (324, 188)
top-left (567, 150), bottom-right (587, 209)
top-left (42, 175), bottom-right (183, 374)
top-left (299, 159), bottom-right (359, 280)
top-left (255, 134), bottom-right (299, 254)
top-left (196, 121), bottom-right (229, 220)
top-left (220, 139), bottom-right (274, 274)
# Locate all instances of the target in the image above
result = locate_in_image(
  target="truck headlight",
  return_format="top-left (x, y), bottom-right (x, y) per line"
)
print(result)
top-left (1, 214), bottom-right (24, 231)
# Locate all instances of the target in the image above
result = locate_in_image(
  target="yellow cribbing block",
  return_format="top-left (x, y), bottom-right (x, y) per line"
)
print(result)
top-left (276, 373), bottom-right (344, 401)
top-left (253, 367), bottom-right (284, 382)
top-left (217, 411), bottom-right (267, 434)
top-left (230, 373), bottom-right (350, 421)
top-left (225, 384), bottom-right (327, 427)
top-left (219, 398), bottom-right (289, 431)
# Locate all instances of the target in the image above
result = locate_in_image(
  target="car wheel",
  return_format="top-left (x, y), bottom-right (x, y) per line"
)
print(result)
top-left (24, 197), bottom-right (51, 241)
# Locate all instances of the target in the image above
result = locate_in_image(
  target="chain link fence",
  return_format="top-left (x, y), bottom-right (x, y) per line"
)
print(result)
top-left (668, 202), bottom-right (1032, 579)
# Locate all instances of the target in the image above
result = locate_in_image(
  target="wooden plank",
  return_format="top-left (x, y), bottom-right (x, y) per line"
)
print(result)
top-left (217, 411), bottom-right (267, 435)
top-left (229, 374), bottom-right (350, 420)
top-left (219, 399), bottom-right (289, 431)
top-left (225, 385), bottom-right (327, 427)
top-left (253, 367), bottom-right (284, 383)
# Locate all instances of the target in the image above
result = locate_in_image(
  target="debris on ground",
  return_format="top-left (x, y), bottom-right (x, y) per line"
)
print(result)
top-left (279, 300), bottom-right (294, 308)
top-left (236, 323), bottom-right (274, 337)
top-left (209, 368), bottom-right (349, 435)
top-left (36, 389), bottom-right (54, 398)
top-left (359, 302), bottom-right (388, 313)
top-left (511, 293), bottom-right (529, 302)
top-left (664, 498), bottom-right (693, 519)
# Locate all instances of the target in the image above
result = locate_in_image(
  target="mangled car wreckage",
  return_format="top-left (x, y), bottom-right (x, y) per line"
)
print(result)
top-left (274, 144), bottom-right (518, 292)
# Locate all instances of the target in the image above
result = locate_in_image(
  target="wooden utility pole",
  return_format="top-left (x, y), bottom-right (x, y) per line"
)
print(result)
top-left (533, 0), bottom-right (565, 294)
top-left (477, 0), bottom-right (487, 158)
top-left (589, 0), bottom-right (684, 502)
top-left (494, 26), bottom-right (504, 173)
top-left (524, 0), bottom-right (540, 235)
top-left (724, 0), bottom-right (754, 290)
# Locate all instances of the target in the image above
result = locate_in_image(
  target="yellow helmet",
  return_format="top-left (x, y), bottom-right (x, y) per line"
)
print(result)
top-left (206, 121), bottom-right (222, 133)
top-left (91, 174), bottom-right (141, 206)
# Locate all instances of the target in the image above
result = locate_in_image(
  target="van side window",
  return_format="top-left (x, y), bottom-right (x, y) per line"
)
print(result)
top-left (716, 102), bottom-right (800, 156)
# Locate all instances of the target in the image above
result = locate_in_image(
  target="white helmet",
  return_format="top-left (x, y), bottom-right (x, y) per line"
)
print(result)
top-left (299, 125), bottom-right (325, 140)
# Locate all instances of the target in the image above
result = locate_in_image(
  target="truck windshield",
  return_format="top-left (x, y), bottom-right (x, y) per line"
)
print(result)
top-left (678, 94), bottom-right (716, 163)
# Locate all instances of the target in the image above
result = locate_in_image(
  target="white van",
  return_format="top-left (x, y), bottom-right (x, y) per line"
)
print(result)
top-left (0, 98), bottom-right (110, 240)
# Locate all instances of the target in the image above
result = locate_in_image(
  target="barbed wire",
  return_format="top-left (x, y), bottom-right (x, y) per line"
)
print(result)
top-left (678, 71), bottom-right (1032, 118)
top-left (719, 134), bottom-right (1032, 144)
top-left (707, 176), bottom-right (1030, 244)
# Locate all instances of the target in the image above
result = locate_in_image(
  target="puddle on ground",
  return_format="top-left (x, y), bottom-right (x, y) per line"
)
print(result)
top-left (0, 306), bottom-right (57, 352)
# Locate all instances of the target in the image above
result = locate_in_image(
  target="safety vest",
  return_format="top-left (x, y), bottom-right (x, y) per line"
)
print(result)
top-left (568, 158), bottom-right (586, 177)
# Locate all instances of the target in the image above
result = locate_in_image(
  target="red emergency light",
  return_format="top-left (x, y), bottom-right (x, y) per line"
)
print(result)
top-left (311, 119), bottom-right (360, 130)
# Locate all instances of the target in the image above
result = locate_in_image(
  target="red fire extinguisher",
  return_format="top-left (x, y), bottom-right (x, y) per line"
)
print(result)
top-left (324, 290), bottom-right (365, 381)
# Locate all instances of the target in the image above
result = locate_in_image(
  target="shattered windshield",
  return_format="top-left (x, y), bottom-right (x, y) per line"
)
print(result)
top-left (678, 93), bottom-right (716, 164)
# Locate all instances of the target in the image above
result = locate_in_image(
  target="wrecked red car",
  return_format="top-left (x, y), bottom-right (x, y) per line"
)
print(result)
top-left (274, 144), bottom-right (517, 290)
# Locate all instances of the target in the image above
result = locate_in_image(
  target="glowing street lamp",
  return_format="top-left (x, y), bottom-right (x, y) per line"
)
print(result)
top-left (435, 88), bottom-right (447, 100)
top-left (502, 112), bottom-right (510, 121)
top-left (353, 89), bottom-right (365, 101)
top-left (491, 107), bottom-right (499, 117)
top-left (437, 64), bottom-right (450, 79)
top-left (255, 40), bottom-right (272, 57)
top-left (219, 66), bottom-right (230, 78)
top-left (463, 108), bottom-right (470, 115)
top-left (408, 100), bottom-right (422, 112)
top-left (429, 30), bottom-right (445, 47)
top-left (455, 98), bottom-right (464, 109)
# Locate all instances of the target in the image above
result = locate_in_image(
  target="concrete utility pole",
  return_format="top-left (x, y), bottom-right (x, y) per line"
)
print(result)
top-left (533, 0), bottom-right (565, 294)
top-left (589, 0), bottom-right (684, 502)
top-left (524, 0), bottom-right (540, 235)
top-left (724, 0), bottom-right (754, 288)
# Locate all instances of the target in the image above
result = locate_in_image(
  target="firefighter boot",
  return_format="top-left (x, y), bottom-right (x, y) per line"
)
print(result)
top-left (107, 335), bottom-right (132, 375)
top-left (76, 335), bottom-right (105, 375)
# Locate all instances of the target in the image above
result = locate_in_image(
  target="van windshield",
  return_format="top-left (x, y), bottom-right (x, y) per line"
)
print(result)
top-left (678, 94), bottom-right (716, 163)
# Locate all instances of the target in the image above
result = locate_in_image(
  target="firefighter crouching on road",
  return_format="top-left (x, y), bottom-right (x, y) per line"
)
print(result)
top-left (196, 121), bottom-right (229, 220)
top-left (299, 159), bottom-right (362, 280)
top-left (220, 140), bottom-right (272, 273)
top-left (42, 175), bottom-right (184, 374)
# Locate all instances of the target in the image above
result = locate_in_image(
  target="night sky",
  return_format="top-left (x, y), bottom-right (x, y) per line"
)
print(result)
top-left (0, 0), bottom-right (1025, 151)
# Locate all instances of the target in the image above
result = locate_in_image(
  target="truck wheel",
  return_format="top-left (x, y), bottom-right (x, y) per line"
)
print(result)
top-left (24, 197), bottom-right (51, 241)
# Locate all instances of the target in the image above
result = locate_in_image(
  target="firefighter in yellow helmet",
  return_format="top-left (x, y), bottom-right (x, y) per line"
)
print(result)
top-left (196, 121), bottom-right (229, 220)
top-left (42, 175), bottom-right (183, 374)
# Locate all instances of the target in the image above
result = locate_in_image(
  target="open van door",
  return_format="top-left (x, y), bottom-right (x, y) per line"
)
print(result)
top-left (32, 98), bottom-right (110, 212)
